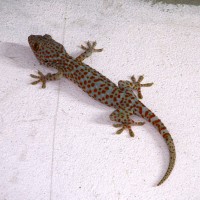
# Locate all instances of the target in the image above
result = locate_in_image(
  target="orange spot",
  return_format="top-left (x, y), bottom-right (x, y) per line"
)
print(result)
top-left (139, 107), bottom-right (142, 115)
top-left (145, 110), bottom-right (150, 117)
top-left (149, 114), bottom-right (155, 119)
top-left (153, 119), bottom-right (160, 125)
top-left (160, 127), bottom-right (166, 131)
top-left (163, 133), bottom-right (170, 139)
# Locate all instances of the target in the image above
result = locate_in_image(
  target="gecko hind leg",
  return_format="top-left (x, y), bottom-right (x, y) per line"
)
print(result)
top-left (110, 109), bottom-right (145, 137)
top-left (131, 75), bottom-right (153, 99)
top-left (75, 41), bottom-right (103, 62)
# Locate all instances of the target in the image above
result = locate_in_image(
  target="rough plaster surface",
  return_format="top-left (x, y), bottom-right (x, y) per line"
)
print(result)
top-left (0, 1), bottom-right (200, 200)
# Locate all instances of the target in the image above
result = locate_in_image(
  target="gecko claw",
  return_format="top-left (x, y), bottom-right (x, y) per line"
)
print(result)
top-left (116, 127), bottom-right (125, 135)
top-left (128, 128), bottom-right (134, 137)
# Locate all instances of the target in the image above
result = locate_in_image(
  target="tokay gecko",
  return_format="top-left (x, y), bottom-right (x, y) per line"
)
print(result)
top-left (28, 34), bottom-right (176, 186)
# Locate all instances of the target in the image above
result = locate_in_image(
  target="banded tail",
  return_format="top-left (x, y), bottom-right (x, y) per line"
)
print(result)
top-left (134, 101), bottom-right (176, 186)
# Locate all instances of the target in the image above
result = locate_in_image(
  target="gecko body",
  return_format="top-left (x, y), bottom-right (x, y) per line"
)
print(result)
top-left (28, 34), bottom-right (176, 186)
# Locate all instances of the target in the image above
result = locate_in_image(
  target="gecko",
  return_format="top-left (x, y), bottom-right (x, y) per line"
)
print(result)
top-left (28, 34), bottom-right (176, 186)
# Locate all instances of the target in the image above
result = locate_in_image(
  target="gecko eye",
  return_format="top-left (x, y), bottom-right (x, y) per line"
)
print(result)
top-left (43, 34), bottom-right (52, 39)
top-left (33, 43), bottom-right (40, 51)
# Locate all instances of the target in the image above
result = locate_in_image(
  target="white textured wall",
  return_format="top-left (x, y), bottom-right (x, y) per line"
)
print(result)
top-left (0, 1), bottom-right (200, 200)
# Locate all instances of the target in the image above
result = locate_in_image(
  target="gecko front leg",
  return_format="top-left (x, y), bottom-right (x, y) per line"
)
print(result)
top-left (30, 70), bottom-right (63, 88)
top-left (75, 41), bottom-right (103, 62)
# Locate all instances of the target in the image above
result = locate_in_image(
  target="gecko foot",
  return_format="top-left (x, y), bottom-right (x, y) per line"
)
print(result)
top-left (131, 75), bottom-right (153, 99)
top-left (30, 70), bottom-right (48, 88)
top-left (113, 121), bottom-right (145, 137)
top-left (80, 41), bottom-right (103, 53)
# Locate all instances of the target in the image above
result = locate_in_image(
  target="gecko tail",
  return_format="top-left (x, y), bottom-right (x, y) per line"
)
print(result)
top-left (156, 134), bottom-right (176, 186)
top-left (134, 101), bottom-right (176, 186)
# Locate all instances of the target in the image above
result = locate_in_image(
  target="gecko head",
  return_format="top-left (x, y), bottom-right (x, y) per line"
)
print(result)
top-left (28, 34), bottom-right (52, 51)
top-left (28, 34), bottom-right (67, 64)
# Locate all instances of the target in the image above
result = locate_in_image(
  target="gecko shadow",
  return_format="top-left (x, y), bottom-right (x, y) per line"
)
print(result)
top-left (0, 42), bottom-right (113, 124)
top-left (0, 42), bottom-right (40, 72)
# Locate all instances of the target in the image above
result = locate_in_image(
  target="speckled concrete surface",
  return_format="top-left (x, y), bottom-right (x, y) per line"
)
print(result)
top-left (0, 1), bottom-right (200, 200)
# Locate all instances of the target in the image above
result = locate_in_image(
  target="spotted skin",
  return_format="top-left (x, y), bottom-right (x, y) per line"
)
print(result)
top-left (28, 34), bottom-right (176, 186)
